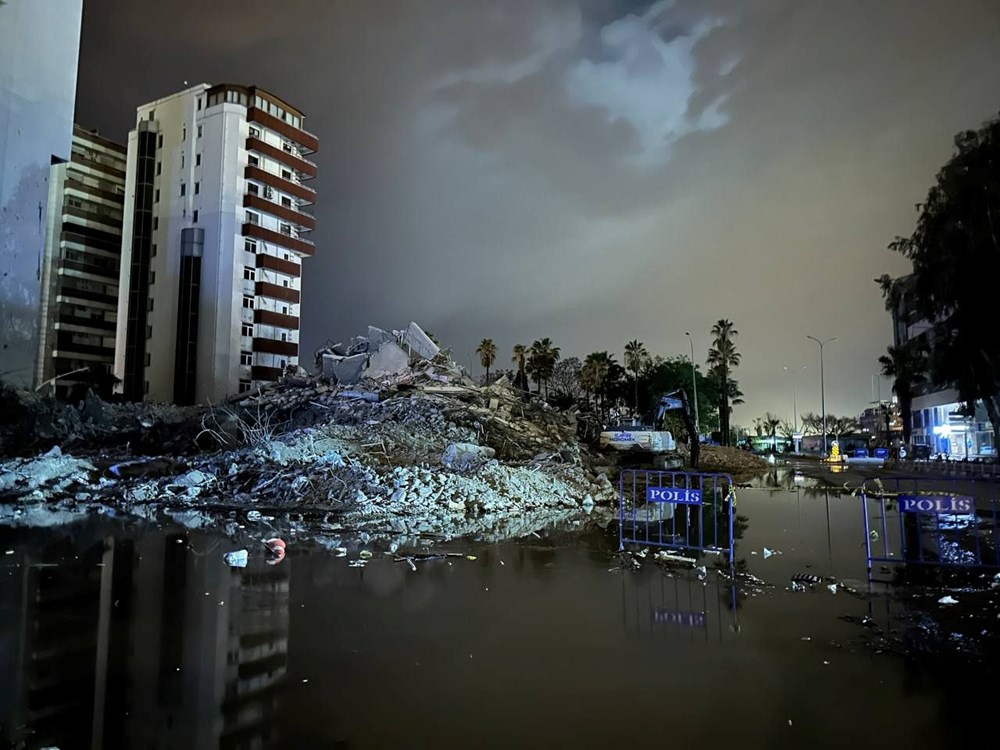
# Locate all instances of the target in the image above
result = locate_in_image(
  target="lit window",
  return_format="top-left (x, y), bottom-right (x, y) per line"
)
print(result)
top-left (242, 295), bottom-right (254, 309)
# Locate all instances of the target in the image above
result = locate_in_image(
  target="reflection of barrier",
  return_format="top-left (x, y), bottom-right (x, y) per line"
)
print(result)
top-left (618, 470), bottom-right (735, 562)
top-left (860, 476), bottom-right (1000, 572)
top-left (620, 570), bottom-right (739, 641)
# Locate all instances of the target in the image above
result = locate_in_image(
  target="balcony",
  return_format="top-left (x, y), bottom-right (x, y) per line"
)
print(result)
top-left (253, 337), bottom-right (298, 356)
top-left (255, 253), bottom-right (301, 278)
top-left (254, 309), bottom-right (298, 330)
top-left (70, 152), bottom-right (126, 180)
top-left (243, 194), bottom-right (315, 232)
top-left (251, 365), bottom-right (284, 382)
top-left (57, 258), bottom-right (119, 282)
top-left (242, 223), bottom-right (314, 257)
top-left (57, 314), bottom-right (116, 333)
top-left (244, 165), bottom-right (315, 205)
top-left (245, 137), bottom-right (316, 178)
top-left (58, 285), bottom-right (118, 307)
top-left (61, 230), bottom-right (121, 254)
top-left (255, 281), bottom-right (300, 304)
top-left (62, 204), bottom-right (122, 233)
top-left (246, 108), bottom-right (318, 153)
top-left (64, 178), bottom-right (125, 205)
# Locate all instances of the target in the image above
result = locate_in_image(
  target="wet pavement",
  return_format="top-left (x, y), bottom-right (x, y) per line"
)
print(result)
top-left (1, 475), bottom-right (998, 749)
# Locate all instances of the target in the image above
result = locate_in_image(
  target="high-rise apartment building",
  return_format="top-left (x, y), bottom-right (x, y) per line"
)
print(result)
top-left (114, 83), bottom-right (317, 404)
top-left (0, 0), bottom-right (83, 388)
top-left (35, 126), bottom-right (126, 398)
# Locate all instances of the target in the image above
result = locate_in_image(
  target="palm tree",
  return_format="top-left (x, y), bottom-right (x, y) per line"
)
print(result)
top-left (528, 338), bottom-right (561, 398)
top-left (878, 343), bottom-right (927, 445)
top-left (511, 344), bottom-right (528, 391)
top-left (582, 351), bottom-right (613, 413)
top-left (706, 319), bottom-right (741, 446)
top-left (623, 339), bottom-right (649, 414)
top-left (476, 338), bottom-right (497, 385)
top-left (763, 412), bottom-right (782, 451)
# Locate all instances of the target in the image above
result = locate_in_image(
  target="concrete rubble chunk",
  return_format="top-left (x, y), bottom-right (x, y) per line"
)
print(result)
top-left (367, 325), bottom-right (396, 349)
top-left (401, 321), bottom-right (440, 362)
top-left (363, 342), bottom-right (410, 379)
top-left (321, 352), bottom-right (368, 385)
top-left (441, 443), bottom-right (496, 471)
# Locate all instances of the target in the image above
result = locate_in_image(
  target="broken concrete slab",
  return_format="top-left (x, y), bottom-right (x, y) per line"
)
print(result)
top-left (441, 442), bottom-right (496, 471)
top-left (367, 325), bottom-right (396, 350)
top-left (401, 321), bottom-right (440, 362)
top-left (321, 353), bottom-right (368, 385)
top-left (363, 342), bottom-right (410, 379)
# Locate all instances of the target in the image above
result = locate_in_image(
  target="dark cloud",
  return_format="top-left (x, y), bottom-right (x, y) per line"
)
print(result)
top-left (77, 0), bottom-right (1000, 421)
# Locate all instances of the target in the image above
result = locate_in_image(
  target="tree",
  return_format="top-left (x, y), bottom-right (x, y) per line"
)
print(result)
top-left (549, 357), bottom-right (584, 402)
top-left (511, 344), bottom-right (528, 392)
top-left (878, 343), bottom-right (927, 445)
top-left (582, 351), bottom-right (615, 414)
top-left (706, 320), bottom-right (741, 446)
top-left (623, 339), bottom-right (649, 413)
top-left (763, 412), bottom-right (782, 451)
top-left (883, 112), bottom-right (1000, 460)
top-left (476, 338), bottom-right (497, 385)
top-left (527, 338), bottom-right (560, 398)
top-left (800, 412), bottom-right (823, 436)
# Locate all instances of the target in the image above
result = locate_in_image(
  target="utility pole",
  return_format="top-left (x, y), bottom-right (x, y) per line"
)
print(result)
top-left (807, 336), bottom-right (836, 457)
top-left (685, 332), bottom-right (700, 437)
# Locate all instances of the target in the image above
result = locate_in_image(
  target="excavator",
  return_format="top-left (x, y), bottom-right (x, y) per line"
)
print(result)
top-left (597, 389), bottom-right (700, 469)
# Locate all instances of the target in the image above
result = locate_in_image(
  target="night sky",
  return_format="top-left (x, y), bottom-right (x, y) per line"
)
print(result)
top-left (74, 0), bottom-right (1000, 422)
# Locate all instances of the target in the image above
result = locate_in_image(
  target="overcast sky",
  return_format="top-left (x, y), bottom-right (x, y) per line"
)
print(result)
top-left (76, 0), bottom-right (1000, 424)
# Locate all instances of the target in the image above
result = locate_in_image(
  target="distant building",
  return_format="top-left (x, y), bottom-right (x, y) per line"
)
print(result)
top-left (858, 401), bottom-right (901, 441)
top-left (34, 126), bottom-right (127, 398)
top-left (114, 84), bottom-right (318, 404)
top-left (886, 276), bottom-right (995, 458)
top-left (0, 0), bottom-right (83, 388)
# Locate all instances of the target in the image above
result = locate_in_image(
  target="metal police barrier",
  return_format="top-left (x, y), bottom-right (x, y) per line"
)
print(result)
top-left (618, 470), bottom-right (736, 561)
top-left (860, 475), bottom-right (1000, 572)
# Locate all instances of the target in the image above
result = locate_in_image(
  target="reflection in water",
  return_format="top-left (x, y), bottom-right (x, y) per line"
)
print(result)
top-left (0, 527), bottom-right (288, 749)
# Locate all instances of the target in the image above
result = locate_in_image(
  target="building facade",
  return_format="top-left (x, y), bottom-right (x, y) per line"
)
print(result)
top-left (114, 84), bottom-right (317, 404)
top-left (34, 126), bottom-right (127, 398)
top-left (0, 0), bottom-right (83, 388)
top-left (888, 276), bottom-right (996, 458)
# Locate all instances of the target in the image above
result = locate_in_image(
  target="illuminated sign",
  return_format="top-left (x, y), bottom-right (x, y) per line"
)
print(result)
top-left (646, 487), bottom-right (702, 504)
top-left (898, 494), bottom-right (974, 514)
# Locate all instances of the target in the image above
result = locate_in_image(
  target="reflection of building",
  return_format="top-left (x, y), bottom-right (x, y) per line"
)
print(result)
top-left (113, 84), bottom-right (318, 404)
top-left (0, 0), bottom-right (83, 387)
top-left (887, 276), bottom-right (996, 458)
top-left (0, 531), bottom-right (289, 749)
top-left (34, 126), bottom-right (127, 397)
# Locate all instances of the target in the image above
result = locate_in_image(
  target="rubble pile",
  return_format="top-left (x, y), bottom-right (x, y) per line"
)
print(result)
top-left (679, 444), bottom-right (769, 474)
top-left (1, 322), bottom-right (616, 543)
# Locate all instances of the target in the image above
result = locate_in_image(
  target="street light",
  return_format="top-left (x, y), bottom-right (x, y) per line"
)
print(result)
top-left (806, 336), bottom-right (836, 457)
top-left (783, 364), bottom-right (806, 453)
top-left (684, 331), bottom-right (700, 437)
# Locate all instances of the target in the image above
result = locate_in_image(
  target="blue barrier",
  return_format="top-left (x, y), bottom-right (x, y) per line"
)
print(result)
top-left (860, 475), bottom-right (1000, 571)
top-left (618, 470), bottom-right (735, 562)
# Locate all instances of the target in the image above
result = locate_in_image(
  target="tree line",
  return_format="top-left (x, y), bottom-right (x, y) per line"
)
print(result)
top-left (474, 318), bottom-right (746, 445)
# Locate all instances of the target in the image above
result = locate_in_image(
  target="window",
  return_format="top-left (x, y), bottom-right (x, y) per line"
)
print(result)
top-left (243, 267), bottom-right (256, 281)
top-left (245, 210), bottom-right (259, 225)
top-left (248, 154), bottom-right (259, 167)
top-left (281, 305), bottom-right (288, 314)
top-left (249, 126), bottom-right (261, 139)
top-left (154, 189), bottom-right (160, 203)
top-left (283, 253), bottom-right (289, 261)
top-left (182, 125), bottom-right (186, 140)
top-left (240, 351), bottom-right (252, 366)
top-left (245, 239), bottom-right (257, 254)
top-left (144, 380), bottom-right (150, 394)
top-left (192, 209), bottom-right (199, 223)
top-left (282, 279), bottom-right (289, 288)
top-left (181, 154), bottom-right (185, 168)
top-left (180, 183), bottom-right (186, 197)
top-left (148, 297), bottom-right (154, 312)
top-left (194, 182), bottom-right (200, 195)
top-left (156, 162), bottom-right (161, 176)
top-left (241, 324), bottom-right (253, 337)
top-left (150, 270), bottom-right (156, 284)
top-left (282, 141), bottom-right (293, 154)
top-left (239, 379), bottom-right (251, 393)
top-left (145, 325), bottom-right (153, 339)
top-left (247, 183), bottom-right (259, 196)
top-left (280, 223), bottom-right (291, 236)
top-left (151, 244), bottom-right (157, 257)
top-left (197, 97), bottom-right (202, 111)
top-left (281, 333), bottom-right (287, 342)
top-left (197, 125), bottom-right (203, 138)
top-left (279, 359), bottom-right (287, 369)
top-left (196, 153), bottom-right (201, 167)
top-left (157, 134), bottom-right (163, 148)
top-left (144, 353), bottom-right (151, 366)
top-left (242, 295), bottom-right (254, 309)
top-left (153, 217), bottom-right (158, 230)
top-left (149, 110), bottom-right (155, 121)
top-left (281, 169), bottom-right (292, 180)
top-left (281, 196), bottom-right (292, 208)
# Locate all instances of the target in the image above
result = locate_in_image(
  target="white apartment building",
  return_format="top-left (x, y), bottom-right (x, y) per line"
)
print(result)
top-left (114, 83), bottom-right (317, 404)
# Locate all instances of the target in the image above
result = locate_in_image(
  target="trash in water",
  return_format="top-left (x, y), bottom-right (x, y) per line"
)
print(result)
top-left (334, 547), bottom-right (347, 557)
top-left (869, 529), bottom-right (879, 541)
top-left (763, 547), bottom-right (782, 559)
top-left (938, 595), bottom-right (959, 605)
top-left (247, 510), bottom-right (262, 522)
top-left (264, 538), bottom-right (286, 566)
top-left (695, 565), bottom-right (707, 580)
top-left (359, 550), bottom-right (373, 560)
top-left (790, 581), bottom-right (806, 592)
top-left (791, 573), bottom-right (821, 585)
top-left (654, 550), bottom-right (697, 567)
top-left (466, 555), bottom-right (477, 561)
top-left (827, 583), bottom-right (838, 594)
top-left (348, 560), bottom-right (368, 568)
top-left (223, 549), bottom-right (249, 568)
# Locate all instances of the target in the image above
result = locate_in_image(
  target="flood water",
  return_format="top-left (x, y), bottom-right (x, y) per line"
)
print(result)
top-left (1, 478), bottom-right (995, 749)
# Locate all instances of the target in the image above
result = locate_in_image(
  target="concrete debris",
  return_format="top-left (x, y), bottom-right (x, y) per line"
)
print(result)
top-left (223, 549), bottom-right (249, 567)
top-left (363, 342), bottom-right (410, 380)
top-left (441, 442), bottom-right (496, 471)
top-left (321, 352), bottom-right (367, 385)
top-left (401, 321), bottom-right (440, 362)
top-left (938, 595), bottom-right (959, 605)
